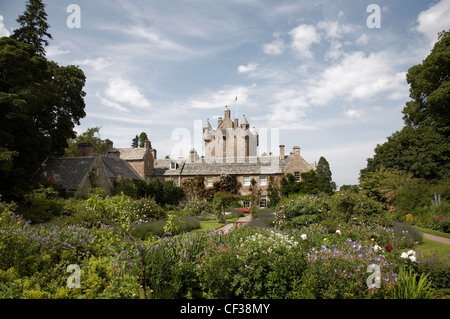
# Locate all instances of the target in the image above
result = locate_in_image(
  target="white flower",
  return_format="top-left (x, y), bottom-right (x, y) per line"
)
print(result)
top-left (336, 230), bottom-right (341, 235)
top-left (373, 245), bottom-right (381, 252)
top-left (409, 255), bottom-right (417, 262)
top-left (401, 252), bottom-right (409, 259)
top-left (407, 250), bottom-right (416, 256)
top-left (301, 234), bottom-right (307, 240)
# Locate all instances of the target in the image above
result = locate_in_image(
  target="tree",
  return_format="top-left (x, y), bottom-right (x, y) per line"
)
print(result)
top-left (0, 38), bottom-right (86, 200)
top-left (131, 132), bottom-right (151, 148)
top-left (10, 0), bottom-right (52, 56)
top-left (402, 30), bottom-right (450, 136)
top-left (64, 127), bottom-right (111, 157)
top-left (131, 135), bottom-right (139, 148)
top-left (362, 31), bottom-right (450, 181)
top-left (362, 125), bottom-right (449, 180)
top-left (316, 156), bottom-right (336, 194)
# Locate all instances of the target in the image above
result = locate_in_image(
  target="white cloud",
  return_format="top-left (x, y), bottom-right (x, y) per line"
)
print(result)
top-left (356, 34), bottom-right (369, 45)
top-left (45, 45), bottom-right (70, 58)
top-left (237, 63), bottom-right (258, 73)
top-left (73, 57), bottom-right (111, 71)
top-left (105, 77), bottom-right (151, 108)
top-left (94, 92), bottom-right (130, 112)
top-left (0, 15), bottom-right (10, 37)
top-left (289, 24), bottom-right (321, 59)
top-left (344, 108), bottom-right (364, 119)
top-left (307, 51), bottom-right (408, 105)
top-left (416, 0), bottom-right (450, 45)
top-left (317, 20), bottom-right (356, 39)
top-left (187, 86), bottom-right (251, 109)
top-left (262, 36), bottom-right (285, 55)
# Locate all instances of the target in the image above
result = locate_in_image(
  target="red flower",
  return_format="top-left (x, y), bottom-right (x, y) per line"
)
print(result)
top-left (385, 244), bottom-right (393, 251)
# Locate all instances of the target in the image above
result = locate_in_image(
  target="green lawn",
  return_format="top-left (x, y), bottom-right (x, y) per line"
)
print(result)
top-left (199, 217), bottom-right (240, 231)
top-left (414, 237), bottom-right (450, 263)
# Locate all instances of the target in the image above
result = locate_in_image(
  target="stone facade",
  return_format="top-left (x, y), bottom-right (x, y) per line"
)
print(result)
top-left (118, 108), bottom-right (317, 207)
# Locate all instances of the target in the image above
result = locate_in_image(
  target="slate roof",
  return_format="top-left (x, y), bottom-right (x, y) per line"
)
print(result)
top-left (152, 156), bottom-right (285, 177)
top-left (37, 157), bottom-right (96, 190)
top-left (100, 155), bottom-right (143, 179)
top-left (117, 148), bottom-right (149, 160)
top-left (36, 154), bottom-right (142, 191)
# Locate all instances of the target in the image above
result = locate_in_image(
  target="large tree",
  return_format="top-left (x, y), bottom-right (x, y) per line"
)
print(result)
top-left (64, 127), bottom-right (112, 157)
top-left (10, 0), bottom-right (52, 56)
top-left (316, 156), bottom-right (336, 195)
top-left (0, 1), bottom-right (86, 200)
top-left (362, 31), bottom-right (450, 181)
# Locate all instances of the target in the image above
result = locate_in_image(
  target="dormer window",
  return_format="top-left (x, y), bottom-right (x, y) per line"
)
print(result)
top-left (170, 161), bottom-right (176, 170)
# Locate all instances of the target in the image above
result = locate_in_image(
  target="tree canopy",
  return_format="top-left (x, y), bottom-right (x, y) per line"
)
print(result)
top-left (362, 30), bottom-right (450, 181)
top-left (64, 127), bottom-right (111, 157)
top-left (0, 1), bottom-right (86, 200)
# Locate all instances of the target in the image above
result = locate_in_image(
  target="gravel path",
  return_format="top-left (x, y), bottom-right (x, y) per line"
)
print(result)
top-left (421, 232), bottom-right (450, 245)
top-left (218, 214), bottom-right (253, 233)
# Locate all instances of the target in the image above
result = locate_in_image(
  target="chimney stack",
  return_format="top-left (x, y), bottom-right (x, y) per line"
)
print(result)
top-left (279, 145), bottom-right (285, 160)
top-left (218, 117), bottom-right (223, 127)
top-left (224, 107), bottom-right (231, 119)
top-left (190, 149), bottom-right (195, 163)
top-left (293, 146), bottom-right (300, 157)
top-left (144, 140), bottom-right (150, 149)
top-left (78, 143), bottom-right (93, 157)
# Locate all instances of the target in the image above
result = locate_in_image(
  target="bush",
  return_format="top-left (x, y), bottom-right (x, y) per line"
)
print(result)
top-left (182, 200), bottom-right (213, 216)
top-left (274, 195), bottom-right (328, 230)
top-left (325, 191), bottom-right (387, 226)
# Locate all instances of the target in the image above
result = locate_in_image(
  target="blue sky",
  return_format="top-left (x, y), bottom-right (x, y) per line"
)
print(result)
top-left (1, 0), bottom-right (449, 187)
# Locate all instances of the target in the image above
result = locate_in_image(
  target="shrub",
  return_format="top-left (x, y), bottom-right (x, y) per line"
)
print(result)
top-left (182, 200), bottom-right (213, 216)
top-left (274, 195), bottom-right (328, 230)
top-left (325, 191), bottom-right (387, 226)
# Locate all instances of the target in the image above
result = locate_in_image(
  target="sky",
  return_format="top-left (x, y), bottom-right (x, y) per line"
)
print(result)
top-left (0, 0), bottom-right (449, 187)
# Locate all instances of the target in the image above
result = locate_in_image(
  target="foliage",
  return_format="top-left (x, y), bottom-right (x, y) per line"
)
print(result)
top-left (64, 127), bottom-right (112, 157)
top-left (0, 36), bottom-right (86, 201)
top-left (10, 0), bottom-right (52, 56)
top-left (182, 199), bottom-right (213, 216)
top-left (281, 170), bottom-right (319, 196)
top-left (325, 190), bottom-right (387, 226)
top-left (131, 132), bottom-right (150, 148)
top-left (135, 178), bottom-right (184, 205)
top-left (316, 156), bottom-right (336, 195)
top-left (363, 31), bottom-right (450, 181)
top-left (274, 195), bottom-right (328, 230)
top-left (388, 266), bottom-right (434, 299)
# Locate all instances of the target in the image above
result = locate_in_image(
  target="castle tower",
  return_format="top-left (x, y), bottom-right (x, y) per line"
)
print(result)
top-left (203, 108), bottom-right (258, 159)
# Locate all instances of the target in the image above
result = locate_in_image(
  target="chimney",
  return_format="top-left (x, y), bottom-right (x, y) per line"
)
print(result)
top-left (78, 143), bottom-right (93, 157)
top-left (190, 149), bottom-right (195, 163)
top-left (218, 117), bottom-right (223, 127)
top-left (107, 149), bottom-right (121, 160)
top-left (293, 146), bottom-right (300, 157)
top-left (144, 140), bottom-right (150, 149)
top-left (234, 118), bottom-right (238, 128)
top-left (279, 145), bottom-right (285, 160)
top-left (151, 149), bottom-right (157, 159)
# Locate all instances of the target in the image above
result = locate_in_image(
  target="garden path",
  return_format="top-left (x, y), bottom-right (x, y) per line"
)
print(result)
top-left (219, 214), bottom-right (253, 233)
top-left (421, 233), bottom-right (450, 245)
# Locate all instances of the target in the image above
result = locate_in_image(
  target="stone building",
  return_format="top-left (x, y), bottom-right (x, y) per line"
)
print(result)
top-left (117, 108), bottom-right (316, 207)
top-left (35, 143), bottom-right (142, 197)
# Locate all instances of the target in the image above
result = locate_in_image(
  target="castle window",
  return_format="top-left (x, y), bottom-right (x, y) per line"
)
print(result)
top-left (260, 176), bottom-right (267, 186)
top-left (243, 176), bottom-right (250, 186)
top-left (170, 161), bottom-right (176, 170)
top-left (206, 177), bottom-right (213, 187)
top-left (294, 172), bottom-right (300, 182)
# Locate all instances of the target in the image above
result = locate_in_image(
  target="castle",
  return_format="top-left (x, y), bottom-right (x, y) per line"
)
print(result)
top-left (36, 108), bottom-right (316, 207)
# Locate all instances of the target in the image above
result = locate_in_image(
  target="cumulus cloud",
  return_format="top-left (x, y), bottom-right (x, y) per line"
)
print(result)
top-left (262, 36), bottom-right (285, 55)
top-left (416, 0), bottom-right (450, 45)
top-left (187, 86), bottom-right (251, 109)
top-left (105, 77), bottom-right (151, 108)
top-left (95, 92), bottom-right (130, 112)
top-left (73, 57), bottom-right (112, 71)
top-left (237, 63), bottom-right (258, 73)
top-left (289, 24), bottom-right (321, 59)
top-left (0, 15), bottom-right (10, 37)
top-left (307, 51), bottom-right (408, 105)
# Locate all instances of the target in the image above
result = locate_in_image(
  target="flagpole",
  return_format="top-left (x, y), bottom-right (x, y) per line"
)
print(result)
top-left (235, 91), bottom-right (237, 119)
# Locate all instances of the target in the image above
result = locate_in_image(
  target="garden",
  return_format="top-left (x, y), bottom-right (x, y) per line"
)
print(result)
top-left (0, 180), bottom-right (448, 300)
